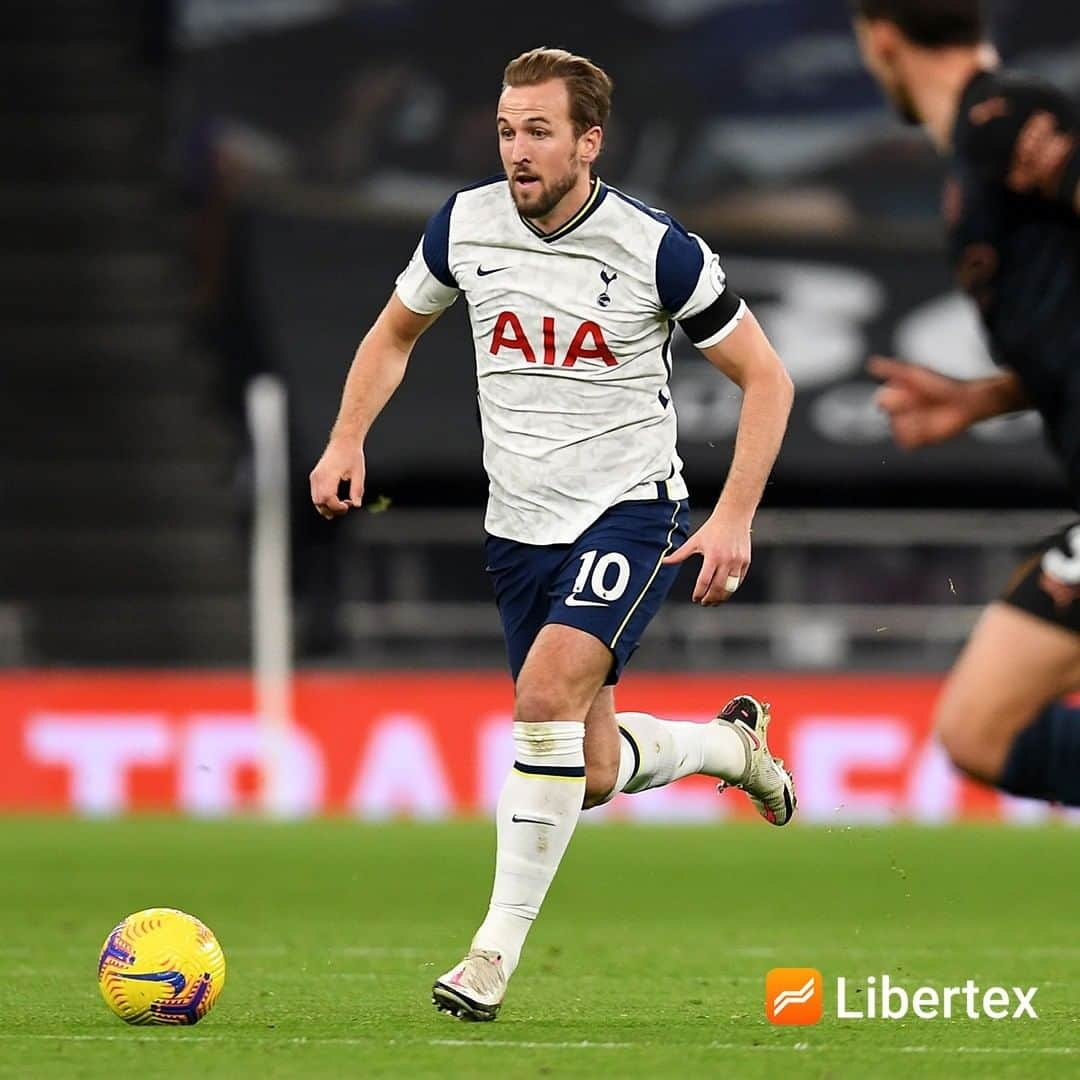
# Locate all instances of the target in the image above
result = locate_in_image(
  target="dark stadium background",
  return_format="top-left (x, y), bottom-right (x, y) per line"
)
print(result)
top-left (2, 0), bottom-right (1078, 812)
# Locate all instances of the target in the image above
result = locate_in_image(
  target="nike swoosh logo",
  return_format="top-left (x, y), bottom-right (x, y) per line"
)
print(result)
top-left (477, 265), bottom-right (508, 276)
top-left (117, 969), bottom-right (188, 996)
top-left (565, 595), bottom-right (609, 607)
top-left (738, 724), bottom-right (760, 750)
top-left (511, 814), bottom-right (556, 826)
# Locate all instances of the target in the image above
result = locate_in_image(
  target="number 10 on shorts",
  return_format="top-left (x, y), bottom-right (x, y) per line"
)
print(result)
top-left (570, 550), bottom-right (631, 604)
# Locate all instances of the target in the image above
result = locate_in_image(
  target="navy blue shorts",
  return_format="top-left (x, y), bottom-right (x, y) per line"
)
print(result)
top-left (485, 499), bottom-right (690, 685)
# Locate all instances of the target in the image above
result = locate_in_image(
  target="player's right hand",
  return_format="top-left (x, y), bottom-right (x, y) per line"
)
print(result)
top-left (310, 442), bottom-right (365, 519)
top-left (867, 356), bottom-right (977, 448)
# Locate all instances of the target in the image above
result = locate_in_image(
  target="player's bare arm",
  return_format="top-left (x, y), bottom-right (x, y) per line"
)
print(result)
top-left (867, 356), bottom-right (1030, 450)
top-left (310, 294), bottom-right (440, 519)
top-left (663, 310), bottom-right (793, 606)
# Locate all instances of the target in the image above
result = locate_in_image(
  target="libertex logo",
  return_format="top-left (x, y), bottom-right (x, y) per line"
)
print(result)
top-left (766, 970), bottom-right (1039, 1024)
top-left (766, 969), bottom-right (823, 1025)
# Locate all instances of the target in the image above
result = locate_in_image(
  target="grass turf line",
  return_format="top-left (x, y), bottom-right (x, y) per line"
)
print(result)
top-left (0, 818), bottom-right (1075, 1079)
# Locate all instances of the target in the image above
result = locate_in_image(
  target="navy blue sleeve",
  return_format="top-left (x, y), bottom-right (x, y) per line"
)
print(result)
top-left (655, 220), bottom-right (704, 316)
top-left (421, 192), bottom-right (458, 288)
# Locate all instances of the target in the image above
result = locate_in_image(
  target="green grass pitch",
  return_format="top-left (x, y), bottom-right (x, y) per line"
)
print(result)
top-left (0, 818), bottom-right (1076, 1078)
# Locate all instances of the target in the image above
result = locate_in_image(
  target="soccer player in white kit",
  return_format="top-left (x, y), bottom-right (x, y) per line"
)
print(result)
top-left (311, 48), bottom-right (796, 1021)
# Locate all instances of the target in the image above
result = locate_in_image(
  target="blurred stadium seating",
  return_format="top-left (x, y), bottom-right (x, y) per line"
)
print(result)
top-left (3, 0), bottom-right (1077, 672)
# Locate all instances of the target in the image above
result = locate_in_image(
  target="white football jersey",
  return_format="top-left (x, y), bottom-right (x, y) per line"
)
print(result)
top-left (394, 175), bottom-right (745, 544)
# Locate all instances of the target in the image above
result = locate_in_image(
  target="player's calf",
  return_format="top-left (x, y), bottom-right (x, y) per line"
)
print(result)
top-left (582, 715), bottom-right (621, 809)
top-left (583, 758), bottom-right (619, 809)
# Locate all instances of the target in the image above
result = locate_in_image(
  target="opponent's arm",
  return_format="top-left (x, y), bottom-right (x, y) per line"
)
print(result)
top-left (1003, 108), bottom-right (1080, 216)
top-left (867, 356), bottom-right (1029, 449)
top-left (310, 294), bottom-right (440, 519)
top-left (663, 310), bottom-right (793, 605)
top-left (968, 91), bottom-right (1080, 215)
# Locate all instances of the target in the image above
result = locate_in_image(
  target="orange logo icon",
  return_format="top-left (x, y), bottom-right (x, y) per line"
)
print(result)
top-left (766, 968), bottom-right (823, 1025)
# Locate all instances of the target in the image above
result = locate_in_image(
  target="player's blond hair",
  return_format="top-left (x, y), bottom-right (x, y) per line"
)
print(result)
top-left (502, 48), bottom-right (613, 137)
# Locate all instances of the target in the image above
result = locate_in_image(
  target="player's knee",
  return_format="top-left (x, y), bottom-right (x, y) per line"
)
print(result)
top-left (934, 700), bottom-right (1000, 782)
top-left (936, 721), bottom-right (985, 780)
top-left (514, 684), bottom-right (579, 726)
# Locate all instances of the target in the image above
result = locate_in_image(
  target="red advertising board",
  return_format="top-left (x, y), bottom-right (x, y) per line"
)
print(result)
top-left (0, 671), bottom-right (1066, 822)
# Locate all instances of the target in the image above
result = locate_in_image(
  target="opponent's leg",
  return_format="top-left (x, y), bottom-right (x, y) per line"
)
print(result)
top-left (433, 623), bottom-right (609, 1021)
top-left (935, 602), bottom-right (1080, 802)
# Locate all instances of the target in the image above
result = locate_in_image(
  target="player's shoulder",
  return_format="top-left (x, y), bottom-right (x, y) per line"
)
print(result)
top-left (422, 175), bottom-right (508, 232)
top-left (973, 69), bottom-right (1075, 113)
top-left (602, 185), bottom-right (703, 263)
top-left (603, 183), bottom-right (683, 238)
top-left (420, 176), bottom-right (510, 278)
top-left (956, 69), bottom-right (1077, 152)
top-left (453, 173), bottom-right (511, 205)
top-left (437, 174), bottom-right (510, 220)
top-left (603, 184), bottom-right (712, 312)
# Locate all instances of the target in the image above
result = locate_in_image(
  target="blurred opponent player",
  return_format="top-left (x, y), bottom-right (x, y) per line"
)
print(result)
top-left (851, 2), bottom-right (1080, 805)
top-left (310, 48), bottom-right (795, 1020)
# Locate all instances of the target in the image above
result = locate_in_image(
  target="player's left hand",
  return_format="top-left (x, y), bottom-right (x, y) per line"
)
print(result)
top-left (1038, 539), bottom-right (1080, 608)
top-left (1038, 572), bottom-right (1080, 609)
top-left (662, 508), bottom-right (751, 605)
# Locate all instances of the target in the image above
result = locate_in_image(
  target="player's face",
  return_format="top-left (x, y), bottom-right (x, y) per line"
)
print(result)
top-left (497, 80), bottom-right (597, 220)
top-left (853, 17), bottom-right (921, 126)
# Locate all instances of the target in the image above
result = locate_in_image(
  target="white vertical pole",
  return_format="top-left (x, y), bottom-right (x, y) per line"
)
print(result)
top-left (246, 374), bottom-right (294, 818)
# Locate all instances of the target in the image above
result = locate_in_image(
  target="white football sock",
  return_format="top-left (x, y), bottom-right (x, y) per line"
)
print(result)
top-left (612, 711), bottom-right (747, 796)
top-left (470, 720), bottom-right (586, 979)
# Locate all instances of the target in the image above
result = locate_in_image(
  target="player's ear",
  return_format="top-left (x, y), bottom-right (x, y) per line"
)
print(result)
top-left (578, 125), bottom-right (603, 165)
top-left (854, 14), bottom-right (896, 66)
top-left (868, 18), bottom-right (903, 64)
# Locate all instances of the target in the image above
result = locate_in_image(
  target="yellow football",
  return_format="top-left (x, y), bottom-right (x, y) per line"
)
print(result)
top-left (97, 908), bottom-right (226, 1025)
